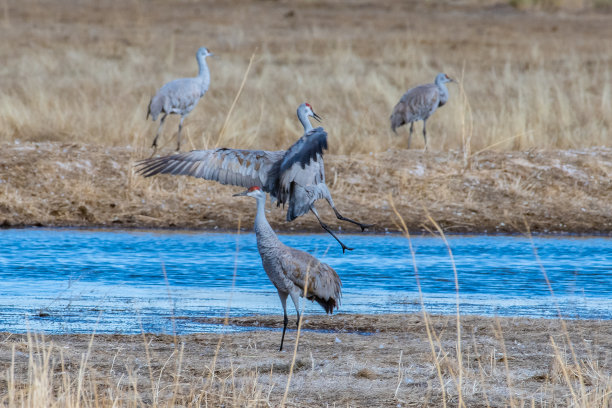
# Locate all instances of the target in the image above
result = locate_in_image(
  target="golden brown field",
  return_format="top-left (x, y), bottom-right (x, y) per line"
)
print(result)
top-left (0, 0), bottom-right (611, 154)
top-left (1, 0), bottom-right (611, 407)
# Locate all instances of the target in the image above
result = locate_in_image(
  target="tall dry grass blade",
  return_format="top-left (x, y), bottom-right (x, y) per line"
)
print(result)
top-left (522, 219), bottom-right (588, 404)
top-left (394, 349), bottom-right (404, 399)
top-left (458, 61), bottom-right (473, 168)
top-left (281, 260), bottom-right (312, 407)
top-left (214, 52), bottom-right (256, 149)
top-left (389, 195), bottom-right (447, 407)
top-left (162, 262), bottom-right (178, 345)
top-left (493, 318), bottom-right (516, 407)
top-left (469, 131), bottom-right (533, 158)
top-left (206, 218), bottom-right (241, 389)
top-left (425, 212), bottom-right (465, 408)
top-left (550, 336), bottom-right (579, 404)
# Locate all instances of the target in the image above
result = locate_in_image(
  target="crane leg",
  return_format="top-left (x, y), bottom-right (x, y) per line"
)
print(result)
top-left (408, 122), bottom-right (414, 149)
top-left (150, 114), bottom-right (167, 157)
top-left (332, 208), bottom-right (374, 231)
top-left (422, 120), bottom-right (428, 151)
top-left (322, 190), bottom-right (372, 231)
top-left (310, 206), bottom-right (354, 253)
top-left (289, 291), bottom-right (301, 329)
top-left (278, 291), bottom-right (289, 351)
top-left (176, 116), bottom-right (185, 151)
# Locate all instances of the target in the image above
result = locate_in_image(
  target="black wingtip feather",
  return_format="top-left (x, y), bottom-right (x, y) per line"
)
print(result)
top-left (280, 127), bottom-right (328, 175)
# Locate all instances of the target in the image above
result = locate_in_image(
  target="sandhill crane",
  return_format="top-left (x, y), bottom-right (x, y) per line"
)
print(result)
top-left (147, 47), bottom-right (214, 154)
top-left (390, 73), bottom-right (455, 150)
top-left (136, 102), bottom-right (370, 253)
top-left (234, 185), bottom-right (342, 351)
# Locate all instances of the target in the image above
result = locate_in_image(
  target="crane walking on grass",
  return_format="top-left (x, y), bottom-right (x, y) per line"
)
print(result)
top-left (147, 47), bottom-right (214, 154)
top-left (136, 102), bottom-right (371, 253)
top-left (390, 73), bottom-right (455, 150)
top-left (234, 185), bottom-right (342, 351)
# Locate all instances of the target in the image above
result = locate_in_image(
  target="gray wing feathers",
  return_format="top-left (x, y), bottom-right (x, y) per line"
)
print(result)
top-left (276, 127), bottom-right (328, 205)
top-left (390, 84), bottom-right (441, 131)
top-left (280, 247), bottom-right (342, 312)
top-left (148, 78), bottom-right (206, 120)
top-left (136, 149), bottom-right (283, 191)
top-left (280, 127), bottom-right (327, 174)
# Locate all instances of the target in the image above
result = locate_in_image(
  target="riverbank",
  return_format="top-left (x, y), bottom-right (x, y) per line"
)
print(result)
top-left (2, 313), bottom-right (610, 406)
top-left (1, 142), bottom-right (611, 235)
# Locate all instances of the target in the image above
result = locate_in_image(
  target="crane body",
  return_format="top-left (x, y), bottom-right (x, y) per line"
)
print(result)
top-left (390, 73), bottom-right (455, 149)
top-left (147, 47), bottom-right (213, 153)
top-left (234, 186), bottom-right (342, 351)
top-left (137, 103), bottom-right (370, 252)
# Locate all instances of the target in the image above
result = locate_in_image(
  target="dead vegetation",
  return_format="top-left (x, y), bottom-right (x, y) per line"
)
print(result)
top-left (1, 314), bottom-right (610, 407)
top-left (1, 142), bottom-right (611, 235)
top-left (0, 0), bottom-right (611, 154)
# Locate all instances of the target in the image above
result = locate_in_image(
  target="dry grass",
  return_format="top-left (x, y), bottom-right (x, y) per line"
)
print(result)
top-left (2, 142), bottom-right (612, 234)
top-left (0, 0), bottom-right (611, 155)
top-left (1, 314), bottom-right (611, 407)
top-left (1, 142), bottom-right (612, 234)
top-left (1, 1), bottom-right (611, 406)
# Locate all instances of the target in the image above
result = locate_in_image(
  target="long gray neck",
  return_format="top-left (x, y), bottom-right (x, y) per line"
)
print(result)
top-left (435, 78), bottom-right (450, 106)
top-left (196, 55), bottom-right (210, 91)
top-left (253, 194), bottom-right (281, 250)
top-left (297, 107), bottom-right (313, 132)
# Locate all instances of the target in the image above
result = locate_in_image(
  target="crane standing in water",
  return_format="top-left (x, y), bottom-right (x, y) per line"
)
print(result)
top-left (147, 47), bottom-right (214, 154)
top-left (390, 73), bottom-right (455, 150)
top-left (137, 102), bottom-right (370, 253)
top-left (234, 186), bottom-right (342, 351)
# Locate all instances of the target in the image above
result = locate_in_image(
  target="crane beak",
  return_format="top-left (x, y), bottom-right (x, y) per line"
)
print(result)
top-left (312, 112), bottom-right (322, 122)
top-left (233, 190), bottom-right (248, 197)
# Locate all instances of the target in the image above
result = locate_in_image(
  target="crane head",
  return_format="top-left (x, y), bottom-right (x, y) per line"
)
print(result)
top-left (303, 102), bottom-right (322, 122)
top-left (436, 73), bottom-right (456, 84)
top-left (233, 186), bottom-right (264, 198)
top-left (196, 47), bottom-right (214, 59)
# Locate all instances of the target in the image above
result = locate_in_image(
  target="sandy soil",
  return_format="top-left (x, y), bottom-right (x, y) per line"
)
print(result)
top-left (2, 314), bottom-right (610, 406)
top-left (0, 142), bottom-right (611, 237)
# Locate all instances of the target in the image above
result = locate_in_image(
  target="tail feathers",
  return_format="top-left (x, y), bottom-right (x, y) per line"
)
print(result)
top-left (147, 95), bottom-right (163, 121)
top-left (390, 110), bottom-right (405, 134)
top-left (308, 295), bottom-right (338, 314)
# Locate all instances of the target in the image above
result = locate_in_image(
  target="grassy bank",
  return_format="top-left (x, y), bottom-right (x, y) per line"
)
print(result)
top-left (1, 142), bottom-right (611, 235)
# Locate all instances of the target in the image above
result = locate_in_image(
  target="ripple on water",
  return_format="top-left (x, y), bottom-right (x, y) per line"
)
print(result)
top-left (0, 229), bottom-right (610, 334)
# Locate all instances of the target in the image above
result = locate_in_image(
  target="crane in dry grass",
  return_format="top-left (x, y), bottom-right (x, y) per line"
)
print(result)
top-left (234, 185), bottom-right (342, 351)
top-left (136, 102), bottom-right (370, 253)
top-left (147, 47), bottom-right (214, 154)
top-left (390, 73), bottom-right (455, 150)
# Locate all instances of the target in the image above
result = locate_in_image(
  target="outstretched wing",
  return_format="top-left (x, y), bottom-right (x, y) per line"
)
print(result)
top-left (136, 148), bottom-right (285, 193)
top-left (275, 127), bottom-right (328, 205)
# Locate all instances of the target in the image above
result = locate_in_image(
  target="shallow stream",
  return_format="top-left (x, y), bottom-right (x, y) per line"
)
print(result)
top-left (1, 229), bottom-right (610, 334)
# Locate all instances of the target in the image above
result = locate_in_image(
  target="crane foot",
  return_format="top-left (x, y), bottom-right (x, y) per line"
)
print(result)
top-left (358, 223), bottom-right (375, 232)
top-left (341, 244), bottom-right (355, 254)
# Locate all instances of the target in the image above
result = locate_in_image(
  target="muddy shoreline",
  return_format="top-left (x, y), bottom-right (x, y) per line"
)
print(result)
top-left (1, 142), bottom-right (611, 236)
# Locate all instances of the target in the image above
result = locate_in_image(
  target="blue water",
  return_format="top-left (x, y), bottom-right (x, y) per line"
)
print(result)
top-left (0, 229), bottom-right (610, 334)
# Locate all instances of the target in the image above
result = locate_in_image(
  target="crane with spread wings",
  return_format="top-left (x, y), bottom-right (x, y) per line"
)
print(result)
top-left (136, 103), bottom-right (370, 252)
